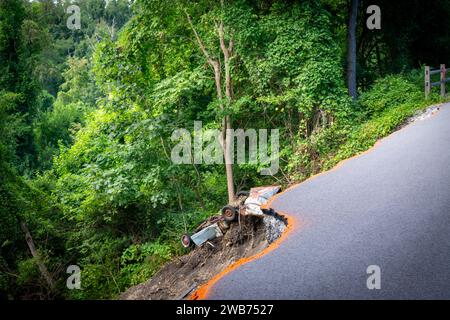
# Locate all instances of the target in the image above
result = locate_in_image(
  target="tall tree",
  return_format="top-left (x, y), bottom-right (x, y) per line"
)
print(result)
top-left (185, 1), bottom-right (236, 203)
top-left (346, 0), bottom-right (359, 99)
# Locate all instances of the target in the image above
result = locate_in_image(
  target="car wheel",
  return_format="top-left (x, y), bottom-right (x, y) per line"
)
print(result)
top-left (181, 233), bottom-right (193, 249)
top-left (221, 205), bottom-right (237, 222)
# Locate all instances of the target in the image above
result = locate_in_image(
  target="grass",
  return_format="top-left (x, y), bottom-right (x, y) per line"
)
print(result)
top-left (323, 96), bottom-right (446, 170)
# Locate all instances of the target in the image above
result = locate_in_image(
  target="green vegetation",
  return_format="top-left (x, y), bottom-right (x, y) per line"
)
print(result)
top-left (287, 73), bottom-right (444, 182)
top-left (326, 74), bottom-right (441, 168)
top-left (1, 0), bottom-right (449, 299)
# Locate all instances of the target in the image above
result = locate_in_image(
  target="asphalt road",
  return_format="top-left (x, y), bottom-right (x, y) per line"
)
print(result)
top-left (207, 104), bottom-right (450, 299)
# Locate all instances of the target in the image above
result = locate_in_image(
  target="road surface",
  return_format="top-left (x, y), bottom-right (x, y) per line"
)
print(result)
top-left (207, 104), bottom-right (450, 299)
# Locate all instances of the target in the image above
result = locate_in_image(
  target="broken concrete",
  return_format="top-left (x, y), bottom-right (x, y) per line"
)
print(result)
top-left (263, 213), bottom-right (287, 244)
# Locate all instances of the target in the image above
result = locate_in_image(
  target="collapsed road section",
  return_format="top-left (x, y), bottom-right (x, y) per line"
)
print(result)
top-left (120, 186), bottom-right (287, 300)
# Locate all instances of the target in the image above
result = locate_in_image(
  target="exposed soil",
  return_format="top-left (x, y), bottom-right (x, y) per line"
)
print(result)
top-left (119, 213), bottom-right (286, 300)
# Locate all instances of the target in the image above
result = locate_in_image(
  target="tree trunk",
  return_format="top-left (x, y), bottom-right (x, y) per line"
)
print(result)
top-left (20, 221), bottom-right (55, 290)
top-left (346, 0), bottom-right (359, 99)
top-left (212, 61), bottom-right (235, 204)
top-left (219, 21), bottom-right (235, 204)
top-left (224, 115), bottom-right (235, 203)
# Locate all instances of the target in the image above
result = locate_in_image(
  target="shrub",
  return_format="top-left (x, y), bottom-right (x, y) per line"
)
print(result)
top-left (358, 75), bottom-right (422, 115)
top-left (288, 72), bottom-right (444, 182)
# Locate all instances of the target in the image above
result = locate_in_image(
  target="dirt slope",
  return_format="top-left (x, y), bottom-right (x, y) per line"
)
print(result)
top-left (120, 214), bottom-right (286, 300)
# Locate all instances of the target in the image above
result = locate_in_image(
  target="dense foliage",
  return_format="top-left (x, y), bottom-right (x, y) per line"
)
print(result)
top-left (0, 0), bottom-right (448, 299)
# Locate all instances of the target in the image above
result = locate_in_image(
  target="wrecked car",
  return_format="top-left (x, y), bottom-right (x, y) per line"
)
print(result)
top-left (181, 185), bottom-right (281, 248)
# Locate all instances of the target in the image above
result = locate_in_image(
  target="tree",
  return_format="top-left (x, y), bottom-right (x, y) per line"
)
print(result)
top-left (185, 1), bottom-right (236, 203)
top-left (20, 221), bottom-right (55, 290)
top-left (346, 0), bottom-right (359, 99)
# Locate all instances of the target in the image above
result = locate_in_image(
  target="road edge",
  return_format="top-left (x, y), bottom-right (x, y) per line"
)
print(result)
top-left (188, 103), bottom-right (444, 300)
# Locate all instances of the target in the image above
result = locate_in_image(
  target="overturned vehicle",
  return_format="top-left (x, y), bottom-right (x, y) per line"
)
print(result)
top-left (181, 186), bottom-right (282, 248)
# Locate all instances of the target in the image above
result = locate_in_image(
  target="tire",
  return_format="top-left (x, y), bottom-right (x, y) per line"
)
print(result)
top-left (181, 233), bottom-right (193, 249)
top-left (221, 205), bottom-right (237, 222)
top-left (236, 191), bottom-right (249, 198)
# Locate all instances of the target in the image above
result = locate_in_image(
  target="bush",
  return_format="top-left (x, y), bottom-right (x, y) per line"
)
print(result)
top-left (325, 73), bottom-right (444, 168)
top-left (358, 75), bottom-right (423, 115)
top-left (119, 242), bottom-right (173, 286)
top-left (288, 72), bottom-right (445, 181)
